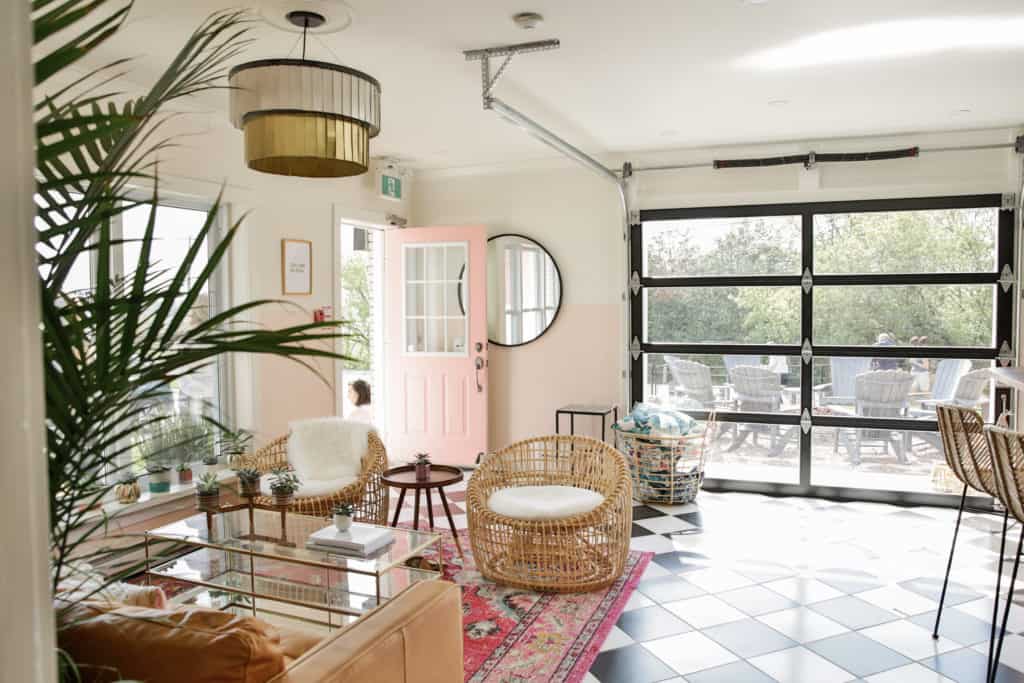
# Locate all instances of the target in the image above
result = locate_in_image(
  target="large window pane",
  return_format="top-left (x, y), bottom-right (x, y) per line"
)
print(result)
top-left (814, 285), bottom-right (994, 347)
top-left (646, 287), bottom-right (800, 344)
top-left (814, 208), bottom-right (997, 275)
top-left (811, 427), bottom-right (949, 494)
top-left (643, 216), bottom-right (801, 277)
top-left (641, 353), bottom-right (800, 415)
top-left (812, 357), bottom-right (993, 418)
top-left (706, 421), bottom-right (800, 484)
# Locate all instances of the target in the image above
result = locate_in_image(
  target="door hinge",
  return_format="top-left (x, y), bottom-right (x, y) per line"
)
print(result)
top-left (801, 339), bottom-right (813, 365)
top-left (630, 271), bottom-right (641, 296)
top-left (801, 268), bottom-right (813, 294)
top-left (801, 409), bottom-right (812, 434)
top-left (998, 341), bottom-right (1015, 366)
top-left (630, 337), bottom-right (642, 361)
top-left (999, 264), bottom-right (1014, 293)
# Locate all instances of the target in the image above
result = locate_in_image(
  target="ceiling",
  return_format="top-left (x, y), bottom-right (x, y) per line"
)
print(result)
top-left (79, 0), bottom-right (1024, 170)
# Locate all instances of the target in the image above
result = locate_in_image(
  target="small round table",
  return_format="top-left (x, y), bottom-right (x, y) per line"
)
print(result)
top-left (382, 464), bottom-right (464, 556)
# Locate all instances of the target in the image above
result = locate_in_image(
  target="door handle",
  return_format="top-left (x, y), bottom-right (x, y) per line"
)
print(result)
top-left (475, 356), bottom-right (485, 393)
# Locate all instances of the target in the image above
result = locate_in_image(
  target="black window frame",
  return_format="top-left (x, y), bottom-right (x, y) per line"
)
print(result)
top-left (630, 193), bottom-right (1014, 508)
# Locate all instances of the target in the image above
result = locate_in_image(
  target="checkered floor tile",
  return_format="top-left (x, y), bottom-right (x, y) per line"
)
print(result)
top-left (395, 479), bottom-right (1024, 682)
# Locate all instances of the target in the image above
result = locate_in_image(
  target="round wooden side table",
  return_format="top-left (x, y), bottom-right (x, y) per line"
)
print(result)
top-left (382, 464), bottom-right (464, 556)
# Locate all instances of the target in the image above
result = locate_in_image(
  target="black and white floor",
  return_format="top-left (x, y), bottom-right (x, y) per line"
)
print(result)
top-left (390, 481), bottom-right (1024, 682)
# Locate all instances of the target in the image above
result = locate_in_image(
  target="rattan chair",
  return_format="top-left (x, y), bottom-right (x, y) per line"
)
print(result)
top-left (233, 429), bottom-right (389, 524)
top-left (933, 405), bottom-right (1006, 647)
top-left (983, 426), bottom-right (1024, 682)
top-left (467, 435), bottom-right (632, 593)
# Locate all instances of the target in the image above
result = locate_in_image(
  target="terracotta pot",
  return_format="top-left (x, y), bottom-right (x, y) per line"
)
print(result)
top-left (273, 492), bottom-right (294, 507)
top-left (115, 481), bottom-right (141, 504)
top-left (415, 463), bottom-right (431, 481)
top-left (196, 491), bottom-right (220, 509)
top-left (239, 479), bottom-right (260, 497)
top-left (177, 468), bottom-right (193, 485)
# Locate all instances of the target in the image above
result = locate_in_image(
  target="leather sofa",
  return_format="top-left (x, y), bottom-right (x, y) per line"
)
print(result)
top-left (58, 579), bottom-right (463, 683)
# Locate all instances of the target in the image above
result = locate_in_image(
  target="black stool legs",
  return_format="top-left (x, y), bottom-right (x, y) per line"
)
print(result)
top-left (934, 484), bottom-right (969, 638)
top-left (988, 525), bottom-right (1023, 683)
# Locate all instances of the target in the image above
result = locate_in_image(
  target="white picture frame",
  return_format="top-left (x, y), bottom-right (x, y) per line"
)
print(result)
top-left (281, 239), bottom-right (312, 295)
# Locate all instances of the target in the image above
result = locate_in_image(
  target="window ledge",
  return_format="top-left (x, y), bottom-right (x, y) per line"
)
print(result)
top-left (82, 471), bottom-right (238, 528)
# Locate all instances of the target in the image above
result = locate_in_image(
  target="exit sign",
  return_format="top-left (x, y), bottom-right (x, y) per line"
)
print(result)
top-left (380, 173), bottom-right (402, 201)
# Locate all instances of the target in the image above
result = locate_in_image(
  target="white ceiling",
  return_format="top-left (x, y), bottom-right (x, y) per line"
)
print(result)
top-left (80, 0), bottom-right (1024, 170)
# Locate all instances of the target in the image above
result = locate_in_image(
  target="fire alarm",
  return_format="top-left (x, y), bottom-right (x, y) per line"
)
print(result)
top-left (513, 12), bottom-right (543, 29)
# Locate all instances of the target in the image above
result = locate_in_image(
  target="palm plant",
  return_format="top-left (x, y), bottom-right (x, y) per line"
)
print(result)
top-left (33, 0), bottom-right (353, 617)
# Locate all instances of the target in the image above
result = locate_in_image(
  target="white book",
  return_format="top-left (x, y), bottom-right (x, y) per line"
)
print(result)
top-left (308, 523), bottom-right (395, 554)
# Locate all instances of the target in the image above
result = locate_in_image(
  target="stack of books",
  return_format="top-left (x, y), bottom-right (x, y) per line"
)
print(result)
top-left (306, 524), bottom-right (395, 557)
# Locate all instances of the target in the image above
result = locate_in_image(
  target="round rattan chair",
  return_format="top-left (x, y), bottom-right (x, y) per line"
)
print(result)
top-left (233, 429), bottom-right (389, 524)
top-left (467, 435), bottom-right (632, 593)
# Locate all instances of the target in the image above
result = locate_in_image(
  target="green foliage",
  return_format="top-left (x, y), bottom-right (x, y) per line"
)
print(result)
top-left (34, 2), bottom-right (354, 619)
top-left (333, 502), bottom-right (354, 517)
top-left (234, 467), bottom-right (261, 483)
top-left (218, 427), bottom-right (253, 460)
top-left (339, 256), bottom-right (371, 370)
top-left (269, 467), bottom-right (300, 495)
top-left (136, 412), bottom-right (212, 472)
top-left (195, 472), bottom-right (220, 494)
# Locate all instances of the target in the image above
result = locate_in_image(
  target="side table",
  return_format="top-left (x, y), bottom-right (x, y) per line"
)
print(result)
top-left (383, 464), bottom-right (464, 556)
top-left (555, 404), bottom-right (619, 442)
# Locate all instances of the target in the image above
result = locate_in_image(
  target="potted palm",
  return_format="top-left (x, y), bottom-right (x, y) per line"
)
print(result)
top-left (195, 472), bottom-right (221, 509)
top-left (219, 428), bottom-right (254, 467)
top-left (333, 503), bottom-right (355, 532)
top-left (235, 467), bottom-right (262, 497)
top-left (269, 467), bottom-right (301, 507)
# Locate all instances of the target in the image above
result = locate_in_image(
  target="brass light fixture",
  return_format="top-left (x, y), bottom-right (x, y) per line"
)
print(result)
top-left (229, 10), bottom-right (381, 178)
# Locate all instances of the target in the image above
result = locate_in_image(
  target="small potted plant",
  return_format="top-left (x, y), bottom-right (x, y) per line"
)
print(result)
top-left (195, 472), bottom-right (221, 509)
top-left (115, 474), bottom-right (141, 504)
top-left (145, 462), bottom-right (173, 494)
top-left (219, 427), bottom-right (253, 467)
top-left (200, 454), bottom-right (221, 476)
top-left (235, 467), bottom-right (262, 497)
top-left (269, 467), bottom-right (300, 507)
top-left (413, 452), bottom-right (431, 481)
top-left (176, 461), bottom-right (193, 486)
top-left (333, 503), bottom-right (355, 532)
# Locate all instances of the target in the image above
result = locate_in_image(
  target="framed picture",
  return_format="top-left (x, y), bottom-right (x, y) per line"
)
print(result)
top-left (281, 239), bottom-right (312, 295)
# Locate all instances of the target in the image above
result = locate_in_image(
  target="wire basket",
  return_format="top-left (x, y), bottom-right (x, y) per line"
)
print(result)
top-left (613, 414), bottom-right (716, 505)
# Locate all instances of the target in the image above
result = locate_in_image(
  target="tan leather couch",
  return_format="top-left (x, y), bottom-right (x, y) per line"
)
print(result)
top-left (59, 579), bottom-right (463, 683)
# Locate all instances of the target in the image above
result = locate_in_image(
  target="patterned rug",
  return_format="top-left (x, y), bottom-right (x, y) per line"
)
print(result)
top-left (418, 527), bottom-right (652, 683)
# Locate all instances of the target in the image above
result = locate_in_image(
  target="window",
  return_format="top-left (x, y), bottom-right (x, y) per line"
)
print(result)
top-left (402, 243), bottom-right (468, 355)
top-left (632, 196), bottom-right (1013, 503)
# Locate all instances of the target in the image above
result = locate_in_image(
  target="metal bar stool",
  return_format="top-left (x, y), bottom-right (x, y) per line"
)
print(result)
top-left (983, 425), bottom-right (1024, 683)
top-left (933, 404), bottom-right (1009, 677)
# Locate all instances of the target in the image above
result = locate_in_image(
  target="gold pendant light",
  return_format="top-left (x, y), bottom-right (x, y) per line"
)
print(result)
top-left (228, 11), bottom-right (381, 178)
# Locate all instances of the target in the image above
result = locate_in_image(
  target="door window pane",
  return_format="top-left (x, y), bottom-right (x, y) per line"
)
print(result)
top-left (814, 208), bottom-right (997, 274)
top-left (814, 285), bottom-right (994, 347)
top-left (705, 421), bottom-right (800, 484)
top-left (646, 287), bottom-right (800, 344)
top-left (402, 242), bottom-right (467, 356)
top-left (643, 216), bottom-right (801, 277)
top-left (811, 427), bottom-right (948, 494)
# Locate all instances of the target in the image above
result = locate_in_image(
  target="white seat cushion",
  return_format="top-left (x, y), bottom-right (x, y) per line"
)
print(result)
top-left (260, 473), bottom-right (358, 499)
top-left (487, 485), bottom-right (604, 521)
top-left (287, 417), bottom-right (371, 481)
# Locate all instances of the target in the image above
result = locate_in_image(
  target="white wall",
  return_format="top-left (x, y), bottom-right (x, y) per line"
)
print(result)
top-left (414, 127), bottom-right (1022, 450)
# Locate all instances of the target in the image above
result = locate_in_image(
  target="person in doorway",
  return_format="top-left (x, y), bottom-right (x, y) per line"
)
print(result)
top-left (871, 332), bottom-right (903, 371)
top-left (347, 379), bottom-right (374, 424)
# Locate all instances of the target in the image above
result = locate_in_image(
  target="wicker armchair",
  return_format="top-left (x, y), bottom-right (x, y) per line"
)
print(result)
top-left (467, 435), bottom-right (632, 593)
top-left (233, 429), bottom-right (389, 524)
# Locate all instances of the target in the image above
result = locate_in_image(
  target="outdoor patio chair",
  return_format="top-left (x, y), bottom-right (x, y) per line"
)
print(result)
top-left (814, 357), bottom-right (872, 409)
top-left (664, 357), bottom-right (734, 410)
top-left (926, 359), bottom-right (972, 405)
top-left (726, 365), bottom-right (783, 451)
top-left (837, 369), bottom-right (914, 465)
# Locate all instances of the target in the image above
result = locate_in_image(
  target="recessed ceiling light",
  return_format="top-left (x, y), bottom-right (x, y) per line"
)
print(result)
top-left (958, 107), bottom-right (972, 113)
top-left (659, 129), bottom-right (679, 137)
top-left (513, 12), bottom-right (543, 30)
top-left (742, 0), bottom-right (770, 5)
top-left (767, 99), bottom-right (789, 106)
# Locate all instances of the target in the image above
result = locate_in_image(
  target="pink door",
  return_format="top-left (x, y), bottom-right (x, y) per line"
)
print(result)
top-left (386, 226), bottom-right (488, 466)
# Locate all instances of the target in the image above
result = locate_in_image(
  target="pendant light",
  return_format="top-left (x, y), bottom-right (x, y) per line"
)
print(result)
top-left (228, 10), bottom-right (381, 178)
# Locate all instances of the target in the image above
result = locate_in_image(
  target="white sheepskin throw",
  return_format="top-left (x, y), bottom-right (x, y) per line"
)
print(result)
top-left (287, 417), bottom-right (371, 482)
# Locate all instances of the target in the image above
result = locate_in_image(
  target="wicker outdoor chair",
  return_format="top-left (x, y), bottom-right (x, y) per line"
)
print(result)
top-left (467, 435), bottom-right (632, 593)
top-left (233, 429), bottom-right (389, 524)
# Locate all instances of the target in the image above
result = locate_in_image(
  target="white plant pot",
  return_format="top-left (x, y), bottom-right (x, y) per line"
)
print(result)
top-left (334, 514), bottom-right (353, 532)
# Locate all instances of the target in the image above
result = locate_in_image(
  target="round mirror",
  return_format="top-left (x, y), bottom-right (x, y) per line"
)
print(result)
top-left (485, 233), bottom-right (562, 347)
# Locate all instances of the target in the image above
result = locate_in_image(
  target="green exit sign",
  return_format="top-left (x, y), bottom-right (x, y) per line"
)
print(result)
top-left (381, 173), bottom-right (402, 201)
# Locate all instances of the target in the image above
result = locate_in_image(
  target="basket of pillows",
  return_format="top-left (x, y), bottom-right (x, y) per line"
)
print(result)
top-left (613, 404), bottom-right (716, 504)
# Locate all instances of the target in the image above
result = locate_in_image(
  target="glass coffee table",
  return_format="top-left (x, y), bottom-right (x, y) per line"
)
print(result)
top-left (144, 501), bottom-right (441, 631)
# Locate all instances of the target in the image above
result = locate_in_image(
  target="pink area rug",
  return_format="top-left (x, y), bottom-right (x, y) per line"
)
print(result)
top-left (415, 526), bottom-right (652, 683)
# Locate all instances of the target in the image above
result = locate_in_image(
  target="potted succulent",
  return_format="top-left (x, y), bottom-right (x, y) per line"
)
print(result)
top-left (413, 452), bottom-right (432, 481)
top-left (176, 461), bottom-right (193, 486)
top-left (235, 467), bottom-right (262, 497)
top-left (200, 454), bottom-right (222, 476)
top-left (219, 427), bottom-right (253, 466)
top-left (195, 472), bottom-right (221, 509)
top-left (114, 474), bottom-right (141, 504)
top-left (333, 503), bottom-right (355, 532)
top-left (269, 467), bottom-right (300, 507)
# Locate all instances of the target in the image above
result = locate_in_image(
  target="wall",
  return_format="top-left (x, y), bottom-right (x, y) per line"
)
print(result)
top-left (413, 167), bottom-right (624, 449)
top-left (413, 127), bottom-right (1022, 450)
